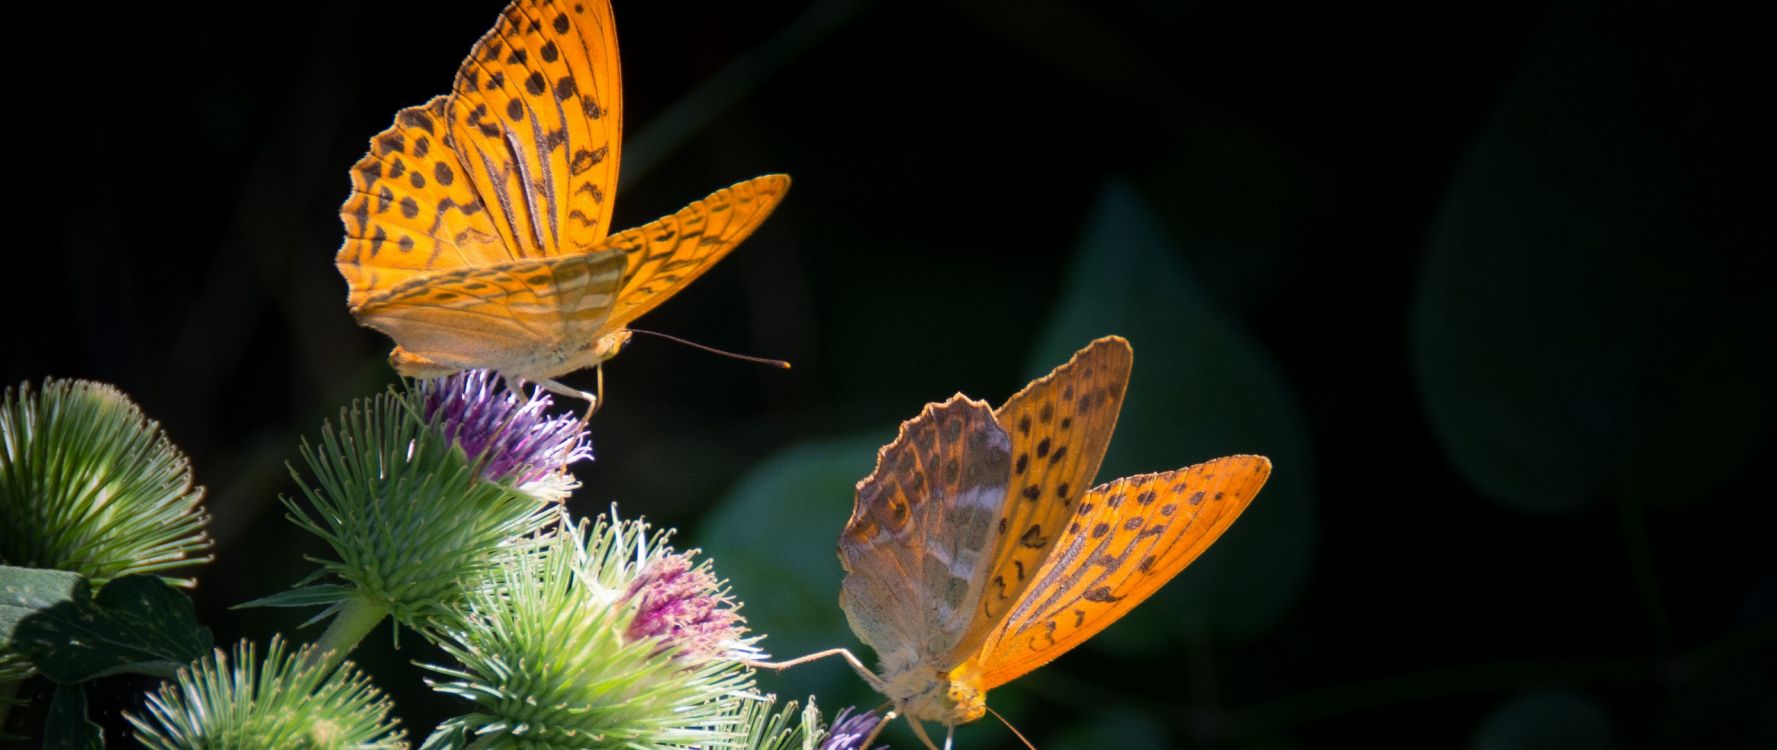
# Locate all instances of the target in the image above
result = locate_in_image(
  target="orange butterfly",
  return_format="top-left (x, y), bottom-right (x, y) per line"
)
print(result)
top-left (337, 0), bottom-right (789, 408)
top-left (757, 336), bottom-right (1269, 748)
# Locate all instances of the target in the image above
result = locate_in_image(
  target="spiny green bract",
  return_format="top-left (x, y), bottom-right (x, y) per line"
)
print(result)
top-left (1, 378), bottom-right (213, 682)
top-left (282, 386), bottom-right (562, 634)
top-left (421, 515), bottom-right (760, 749)
top-left (0, 378), bottom-right (211, 586)
top-left (126, 637), bottom-right (405, 750)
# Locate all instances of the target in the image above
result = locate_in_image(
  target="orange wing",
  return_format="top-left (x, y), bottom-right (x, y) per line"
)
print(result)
top-left (972, 455), bottom-right (1271, 689)
top-left (604, 175), bottom-right (791, 330)
top-left (337, 97), bottom-right (513, 309)
top-left (839, 396), bottom-right (1012, 673)
top-left (448, 0), bottom-right (623, 259)
top-left (964, 336), bottom-right (1132, 649)
top-left (352, 252), bottom-right (627, 373)
top-left (338, 0), bottom-right (623, 307)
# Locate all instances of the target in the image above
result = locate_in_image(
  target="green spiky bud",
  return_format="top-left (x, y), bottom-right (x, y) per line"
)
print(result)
top-left (422, 513), bottom-right (760, 749)
top-left (280, 384), bottom-right (563, 638)
top-left (1, 378), bottom-right (212, 682)
top-left (0, 378), bottom-right (211, 585)
top-left (126, 637), bottom-right (405, 749)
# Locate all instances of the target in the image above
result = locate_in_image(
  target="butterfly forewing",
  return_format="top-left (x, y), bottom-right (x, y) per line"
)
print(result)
top-left (964, 336), bottom-right (1133, 656)
top-left (449, 0), bottom-right (623, 259)
top-left (353, 251), bottom-right (627, 372)
top-left (605, 175), bottom-right (792, 330)
top-left (840, 396), bottom-right (1012, 672)
top-left (972, 455), bottom-right (1271, 689)
top-left (338, 97), bottom-right (513, 309)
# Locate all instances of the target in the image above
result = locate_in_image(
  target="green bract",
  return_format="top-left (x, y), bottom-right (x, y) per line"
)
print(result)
top-left (0, 378), bottom-right (211, 586)
top-left (126, 637), bottom-right (405, 749)
top-left (422, 515), bottom-right (759, 749)
top-left (1, 378), bottom-right (213, 684)
top-left (282, 387), bottom-right (562, 634)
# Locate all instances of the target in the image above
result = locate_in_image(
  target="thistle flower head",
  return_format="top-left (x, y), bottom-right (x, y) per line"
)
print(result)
top-left (1, 378), bottom-right (211, 681)
top-left (820, 707), bottom-right (889, 750)
top-left (126, 637), bottom-right (405, 749)
top-left (420, 370), bottom-right (591, 501)
top-left (280, 386), bottom-right (560, 634)
top-left (0, 378), bottom-right (211, 585)
top-left (623, 553), bottom-right (747, 663)
top-left (423, 512), bottom-right (760, 749)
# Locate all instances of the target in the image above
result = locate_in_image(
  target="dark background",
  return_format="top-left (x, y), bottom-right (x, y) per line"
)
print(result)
top-left (5, 0), bottom-right (1773, 747)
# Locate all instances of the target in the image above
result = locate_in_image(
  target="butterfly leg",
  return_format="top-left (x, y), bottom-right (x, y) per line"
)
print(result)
top-left (857, 708), bottom-right (895, 750)
top-left (535, 377), bottom-right (600, 419)
top-left (906, 717), bottom-right (943, 750)
top-left (742, 648), bottom-right (884, 691)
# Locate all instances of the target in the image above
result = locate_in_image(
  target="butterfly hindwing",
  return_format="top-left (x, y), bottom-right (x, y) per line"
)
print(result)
top-left (840, 396), bottom-right (1012, 674)
top-left (449, 0), bottom-right (623, 259)
top-left (338, 96), bottom-right (513, 308)
top-left (353, 251), bottom-right (627, 372)
top-left (964, 335), bottom-right (1133, 654)
top-left (604, 174), bottom-right (792, 330)
top-left (972, 455), bottom-right (1271, 689)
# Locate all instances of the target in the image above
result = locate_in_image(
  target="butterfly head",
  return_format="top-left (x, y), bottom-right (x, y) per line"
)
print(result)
top-left (593, 330), bottom-right (633, 362)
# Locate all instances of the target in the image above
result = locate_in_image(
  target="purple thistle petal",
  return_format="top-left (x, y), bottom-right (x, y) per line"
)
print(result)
top-left (421, 371), bottom-right (592, 487)
top-left (621, 554), bottom-right (746, 663)
top-left (821, 707), bottom-right (889, 750)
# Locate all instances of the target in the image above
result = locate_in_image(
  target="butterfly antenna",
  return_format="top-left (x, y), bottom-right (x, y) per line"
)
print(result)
top-left (626, 328), bottom-right (791, 369)
top-left (986, 705), bottom-right (1037, 750)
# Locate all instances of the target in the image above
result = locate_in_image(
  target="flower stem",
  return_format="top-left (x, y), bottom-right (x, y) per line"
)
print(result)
top-left (305, 594), bottom-right (390, 672)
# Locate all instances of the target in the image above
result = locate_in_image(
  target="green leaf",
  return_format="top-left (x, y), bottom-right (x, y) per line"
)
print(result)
top-left (234, 584), bottom-right (353, 610)
top-left (699, 436), bottom-right (885, 708)
top-left (0, 566), bottom-right (85, 644)
top-left (1027, 181), bottom-right (1315, 641)
top-left (13, 575), bottom-right (212, 683)
top-left (1412, 0), bottom-right (1776, 513)
top-left (44, 685), bottom-right (102, 750)
top-left (1, 565), bottom-right (88, 680)
top-left (1472, 689), bottom-right (1616, 750)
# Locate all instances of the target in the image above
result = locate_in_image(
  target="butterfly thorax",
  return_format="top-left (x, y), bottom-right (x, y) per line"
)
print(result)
top-left (881, 659), bottom-right (987, 725)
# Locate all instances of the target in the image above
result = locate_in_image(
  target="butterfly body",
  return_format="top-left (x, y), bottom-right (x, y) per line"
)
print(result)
top-left (878, 661), bottom-right (986, 725)
top-left (337, 0), bottom-right (788, 402)
top-left (830, 336), bottom-right (1271, 743)
top-left (385, 331), bottom-right (630, 383)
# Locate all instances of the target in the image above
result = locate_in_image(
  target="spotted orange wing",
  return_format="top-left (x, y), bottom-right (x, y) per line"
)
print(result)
top-left (839, 396), bottom-right (1012, 674)
top-left (338, 97), bottom-right (514, 309)
top-left (338, 0), bottom-right (621, 307)
top-left (448, 0), bottom-right (622, 259)
top-left (972, 455), bottom-right (1271, 689)
top-left (959, 336), bottom-right (1133, 657)
top-left (604, 174), bottom-right (791, 330)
